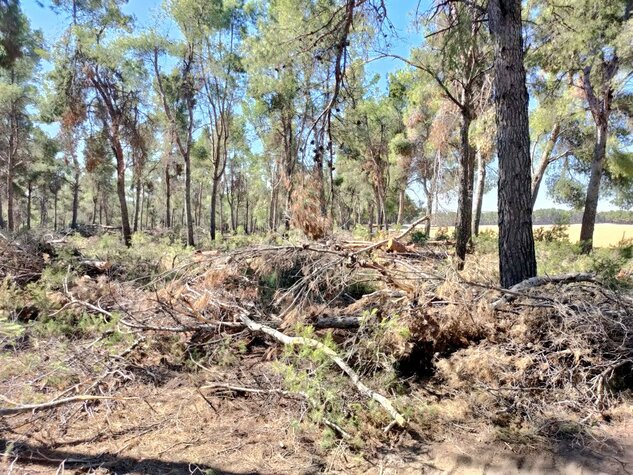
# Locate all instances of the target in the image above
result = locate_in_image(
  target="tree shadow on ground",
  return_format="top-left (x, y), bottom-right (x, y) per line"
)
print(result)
top-left (0, 438), bottom-right (260, 475)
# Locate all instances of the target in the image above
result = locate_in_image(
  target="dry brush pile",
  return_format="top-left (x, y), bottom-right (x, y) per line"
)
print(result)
top-left (1, 225), bottom-right (633, 452)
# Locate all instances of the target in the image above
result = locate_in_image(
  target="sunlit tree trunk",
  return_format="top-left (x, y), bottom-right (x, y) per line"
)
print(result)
top-left (531, 122), bottom-right (561, 210)
top-left (472, 150), bottom-right (486, 236)
top-left (165, 165), bottom-right (171, 228)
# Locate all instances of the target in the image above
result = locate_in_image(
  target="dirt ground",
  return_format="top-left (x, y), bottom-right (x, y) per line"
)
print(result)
top-left (2, 352), bottom-right (632, 475)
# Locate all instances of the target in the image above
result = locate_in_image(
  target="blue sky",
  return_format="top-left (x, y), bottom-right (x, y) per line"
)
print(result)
top-left (21, 0), bottom-right (607, 212)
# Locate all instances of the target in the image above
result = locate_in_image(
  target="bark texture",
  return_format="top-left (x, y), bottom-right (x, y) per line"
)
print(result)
top-left (488, 0), bottom-right (537, 288)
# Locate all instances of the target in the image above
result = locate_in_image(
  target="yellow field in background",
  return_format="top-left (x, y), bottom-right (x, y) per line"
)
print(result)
top-left (433, 223), bottom-right (633, 248)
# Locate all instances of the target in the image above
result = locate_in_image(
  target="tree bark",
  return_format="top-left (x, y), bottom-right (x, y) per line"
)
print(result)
top-left (531, 122), bottom-right (560, 210)
top-left (579, 120), bottom-right (608, 253)
top-left (488, 0), bottom-right (537, 288)
top-left (472, 149), bottom-right (486, 236)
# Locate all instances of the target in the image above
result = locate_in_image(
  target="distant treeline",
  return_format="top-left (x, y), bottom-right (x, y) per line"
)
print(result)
top-left (431, 209), bottom-right (633, 227)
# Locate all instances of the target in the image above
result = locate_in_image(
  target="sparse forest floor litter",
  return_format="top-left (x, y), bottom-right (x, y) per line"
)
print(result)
top-left (1, 228), bottom-right (633, 474)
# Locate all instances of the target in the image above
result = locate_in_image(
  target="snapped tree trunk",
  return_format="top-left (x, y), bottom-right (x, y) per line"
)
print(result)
top-left (488, 0), bottom-right (537, 288)
top-left (531, 122), bottom-right (560, 210)
top-left (579, 120), bottom-right (608, 254)
top-left (472, 149), bottom-right (486, 236)
top-left (455, 112), bottom-right (474, 269)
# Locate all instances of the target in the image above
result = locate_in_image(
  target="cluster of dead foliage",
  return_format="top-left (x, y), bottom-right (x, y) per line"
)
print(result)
top-left (0, 233), bottom-right (53, 286)
top-left (1, 224), bottom-right (633, 455)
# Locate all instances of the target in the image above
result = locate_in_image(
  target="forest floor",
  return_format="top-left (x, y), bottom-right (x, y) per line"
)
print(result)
top-left (1, 227), bottom-right (633, 474)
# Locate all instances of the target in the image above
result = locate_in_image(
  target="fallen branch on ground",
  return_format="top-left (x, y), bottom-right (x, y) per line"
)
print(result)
top-left (351, 215), bottom-right (430, 256)
top-left (492, 273), bottom-right (596, 308)
top-left (236, 312), bottom-right (406, 430)
top-left (0, 395), bottom-right (135, 415)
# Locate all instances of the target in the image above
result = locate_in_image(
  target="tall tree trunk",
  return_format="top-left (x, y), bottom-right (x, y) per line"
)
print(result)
top-left (0, 190), bottom-right (4, 229)
top-left (39, 191), bottom-right (47, 226)
top-left (184, 153), bottom-right (195, 246)
top-left (489, 0), bottom-right (537, 288)
top-left (7, 152), bottom-right (14, 232)
top-left (210, 178), bottom-right (219, 240)
top-left (71, 150), bottom-right (80, 229)
top-left (112, 137), bottom-right (132, 247)
top-left (455, 112), bottom-right (474, 269)
top-left (579, 119), bottom-right (608, 253)
top-left (219, 184), bottom-right (225, 236)
top-left (426, 150), bottom-right (441, 237)
top-left (91, 186), bottom-right (98, 225)
top-left (133, 177), bottom-right (141, 232)
top-left (268, 180), bottom-right (279, 232)
top-left (472, 150), bottom-right (486, 236)
top-left (138, 183), bottom-right (144, 232)
top-left (531, 122), bottom-right (560, 209)
top-left (26, 182), bottom-right (32, 230)
top-left (54, 191), bottom-right (59, 231)
top-left (165, 166), bottom-right (171, 228)
top-left (145, 189), bottom-right (151, 230)
top-left (244, 196), bottom-right (250, 234)
top-left (397, 189), bottom-right (405, 226)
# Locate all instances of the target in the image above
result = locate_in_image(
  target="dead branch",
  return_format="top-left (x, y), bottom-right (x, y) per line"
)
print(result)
top-left (236, 312), bottom-right (406, 429)
top-left (351, 215), bottom-right (430, 256)
top-left (492, 272), bottom-right (596, 308)
top-left (0, 395), bottom-right (135, 415)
